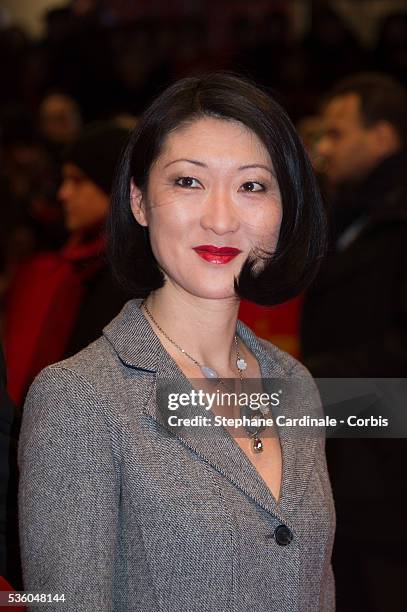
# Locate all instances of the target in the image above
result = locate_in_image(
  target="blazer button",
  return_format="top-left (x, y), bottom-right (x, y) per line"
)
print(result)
top-left (274, 524), bottom-right (293, 546)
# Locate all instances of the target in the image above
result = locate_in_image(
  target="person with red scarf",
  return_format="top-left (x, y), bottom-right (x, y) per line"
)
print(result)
top-left (4, 122), bottom-right (130, 406)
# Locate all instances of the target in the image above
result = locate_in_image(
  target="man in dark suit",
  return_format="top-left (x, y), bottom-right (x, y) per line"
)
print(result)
top-left (301, 73), bottom-right (407, 611)
top-left (0, 346), bottom-right (21, 588)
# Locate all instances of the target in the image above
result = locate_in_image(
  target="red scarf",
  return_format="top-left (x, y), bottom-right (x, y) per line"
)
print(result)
top-left (4, 231), bottom-right (106, 406)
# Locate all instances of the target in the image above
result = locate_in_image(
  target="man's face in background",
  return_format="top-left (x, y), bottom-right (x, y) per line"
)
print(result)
top-left (317, 93), bottom-right (384, 186)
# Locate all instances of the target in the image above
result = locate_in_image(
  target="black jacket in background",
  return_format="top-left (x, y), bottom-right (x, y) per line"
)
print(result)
top-left (300, 152), bottom-right (407, 612)
top-left (301, 152), bottom-right (407, 377)
top-left (0, 346), bottom-right (21, 587)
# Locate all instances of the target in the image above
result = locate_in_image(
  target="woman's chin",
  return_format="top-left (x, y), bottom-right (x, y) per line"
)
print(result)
top-left (191, 281), bottom-right (239, 300)
top-left (163, 277), bottom-right (238, 301)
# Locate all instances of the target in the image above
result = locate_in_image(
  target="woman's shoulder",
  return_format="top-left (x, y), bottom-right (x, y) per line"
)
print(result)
top-left (23, 297), bottom-right (159, 422)
top-left (29, 299), bottom-right (150, 398)
top-left (22, 337), bottom-right (116, 421)
top-left (19, 342), bottom-right (109, 464)
top-left (29, 329), bottom-right (149, 414)
top-left (20, 333), bottom-right (145, 459)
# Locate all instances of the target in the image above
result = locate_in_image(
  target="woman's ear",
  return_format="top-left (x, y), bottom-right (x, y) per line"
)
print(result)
top-left (130, 179), bottom-right (148, 227)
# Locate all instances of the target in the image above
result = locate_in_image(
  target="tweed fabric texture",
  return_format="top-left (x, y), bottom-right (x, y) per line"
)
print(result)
top-left (19, 299), bottom-right (335, 611)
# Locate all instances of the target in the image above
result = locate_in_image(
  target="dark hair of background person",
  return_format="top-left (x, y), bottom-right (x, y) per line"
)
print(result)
top-left (323, 72), bottom-right (407, 146)
top-left (108, 72), bottom-right (327, 306)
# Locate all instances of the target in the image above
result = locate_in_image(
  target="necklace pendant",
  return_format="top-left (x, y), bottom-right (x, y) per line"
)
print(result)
top-left (201, 365), bottom-right (219, 379)
top-left (236, 357), bottom-right (247, 371)
top-left (252, 436), bottom-right (264, 453)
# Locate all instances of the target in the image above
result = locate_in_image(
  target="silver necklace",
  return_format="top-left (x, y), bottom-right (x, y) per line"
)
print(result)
top-left (142, 301), bottom-right (267, 453)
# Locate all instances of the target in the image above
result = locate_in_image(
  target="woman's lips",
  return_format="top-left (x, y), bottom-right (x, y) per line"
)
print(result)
top-left (193, 245), bottom-right (241, 264)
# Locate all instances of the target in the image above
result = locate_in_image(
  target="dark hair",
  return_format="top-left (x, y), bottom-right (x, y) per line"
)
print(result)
top-left (325, 72), bottom-right (407, 145)
top-left (63, 121), bottom-right (130, 195)
top-left (108, 73), bottom-right (327, 306)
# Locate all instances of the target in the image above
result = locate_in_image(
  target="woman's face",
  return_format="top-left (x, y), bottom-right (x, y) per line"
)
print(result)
top-left (131, 116), bottom-right (283, 300)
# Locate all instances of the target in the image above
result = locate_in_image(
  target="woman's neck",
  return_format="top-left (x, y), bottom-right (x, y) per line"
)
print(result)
top-left (143, 285), bottom-right (241, 376)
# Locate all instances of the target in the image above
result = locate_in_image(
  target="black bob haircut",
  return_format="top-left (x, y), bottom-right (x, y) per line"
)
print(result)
top-left (108, 72), bottom-right (327, 306)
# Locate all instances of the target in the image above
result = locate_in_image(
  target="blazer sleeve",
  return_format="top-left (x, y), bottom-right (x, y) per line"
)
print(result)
top-left (18, 365), bottom-right (120, 611)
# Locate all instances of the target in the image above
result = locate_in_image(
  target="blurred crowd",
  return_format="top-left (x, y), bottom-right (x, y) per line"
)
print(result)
top-left (1, 1), bottom-right (407, 609)
top-left (1, 2), bottom-right (406, 327)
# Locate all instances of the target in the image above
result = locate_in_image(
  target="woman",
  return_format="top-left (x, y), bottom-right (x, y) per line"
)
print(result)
top-left (19, 74), bottom-right (335, 611)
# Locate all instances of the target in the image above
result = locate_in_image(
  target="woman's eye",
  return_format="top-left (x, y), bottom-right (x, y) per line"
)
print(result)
top-left (175, 176), bottom-right (201, 189)
top-left (240, 181), bottom-right (265, 193)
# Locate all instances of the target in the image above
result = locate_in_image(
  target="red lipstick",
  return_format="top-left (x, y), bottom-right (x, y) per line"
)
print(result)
top-left (193, 245), bottom-right (242, 264)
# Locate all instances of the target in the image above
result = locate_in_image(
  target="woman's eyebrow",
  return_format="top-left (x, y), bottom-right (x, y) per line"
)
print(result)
top-left (164, 159), bottom-right (275, 176)
top-left (238, 163), bottom-right (276, 176)
top-left (164, 158), bottom-right (206, 169)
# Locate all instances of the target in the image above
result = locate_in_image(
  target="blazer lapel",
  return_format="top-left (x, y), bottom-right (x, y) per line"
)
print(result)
top-left (236, 319), bottom-right (319, 519)
top-left (104, 300), bottom-right (319, 525)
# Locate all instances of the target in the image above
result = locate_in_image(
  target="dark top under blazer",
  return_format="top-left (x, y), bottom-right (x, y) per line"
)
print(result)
top-left (18, 300), bottom-right (335, 611)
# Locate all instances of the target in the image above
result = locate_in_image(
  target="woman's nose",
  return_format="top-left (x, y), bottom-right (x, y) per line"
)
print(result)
top-left (200, 188), bottom-right (240, 235)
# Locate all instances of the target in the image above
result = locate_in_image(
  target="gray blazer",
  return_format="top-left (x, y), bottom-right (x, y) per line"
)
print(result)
top-left (19, 299), bottom-right (335, 611)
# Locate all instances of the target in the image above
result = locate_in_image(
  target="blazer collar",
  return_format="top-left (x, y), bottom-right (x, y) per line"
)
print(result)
top-left (104, 299), bottom-right (318, 524)
top-left (103, 299), bottom-right (288, 377)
